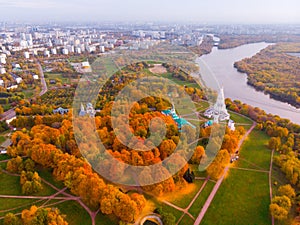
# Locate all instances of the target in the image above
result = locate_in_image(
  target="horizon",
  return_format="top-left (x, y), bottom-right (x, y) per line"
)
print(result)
top-left (0, 0), bottom-right (299, 24)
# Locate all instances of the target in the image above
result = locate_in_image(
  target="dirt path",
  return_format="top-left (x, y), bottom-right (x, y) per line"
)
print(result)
top-left (230, 167), bottom-right (269, 173)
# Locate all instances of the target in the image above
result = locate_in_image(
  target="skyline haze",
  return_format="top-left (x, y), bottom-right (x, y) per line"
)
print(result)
top-left (0, 0), bottom-right (299, 24)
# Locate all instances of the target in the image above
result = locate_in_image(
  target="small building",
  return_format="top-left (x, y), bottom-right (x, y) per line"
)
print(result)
top-left (81, 61), bottom-right (90, 69)
top-left (32, 74), bottom-right (39, 80)
top-left (49, 79), bottom-right (56, 84)
top-left (51, 48), bottom-right (57, 55)
top-left (62, 48), bottom-right (69, 55)
top-left (0, 54), bottom-right (6, 64)
top-left (10, 73), bottom-right (22, 84)
top-left (228, 119), bottom-right (235, 131)
top-left (44, 50), bottom-right (50, 57)
top-left (79, 103), bottom-right (96, 117)
top-left (162, 105), bottom-right (195, 130)
top-left (99, 46), bottom-right (105, 53)
top-left (7, 85), bottom-right (18, 90)
top-left (0, 66), bottom-right (6, 74)
top-left (0, 139), bottom-right (12, 154)
top-left (204, 88), bottom-right (230, 123)
top-left (75, 47), bottom-right (81, 54)
top-left (24, 51), bottom-right (30, 59)
top-left (204, 120), bottom-right (214, 128)
top-left (53, 107), bottom-right (69, 115)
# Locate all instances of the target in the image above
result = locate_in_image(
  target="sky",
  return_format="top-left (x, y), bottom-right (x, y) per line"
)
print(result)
top-left (0, 0), bottom-right (300, 24)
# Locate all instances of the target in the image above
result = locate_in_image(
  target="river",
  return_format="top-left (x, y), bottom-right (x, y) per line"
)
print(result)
top-left (196, 42), bottom-right (300, 124)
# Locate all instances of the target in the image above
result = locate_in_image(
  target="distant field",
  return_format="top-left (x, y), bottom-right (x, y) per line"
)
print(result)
top-left (45, 72), bottom-right (70, 86)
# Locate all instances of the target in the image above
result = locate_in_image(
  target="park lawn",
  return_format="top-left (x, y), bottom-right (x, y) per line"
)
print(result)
top-left (195, 101), bottom-right (210, 112)
top-left (189, 181), bottom-right (215, 218)
top-left (38, 168), bottom-right (65, 189)
top-left (201, 169), bottom-right (271, 225)
top-left (178, 214), bottom-right (195, 225)
top-left (0, 198), bottom-right (44, 218)
top-left (22, 89), bottom-right (35, 98)
top-left (161, 180), bottom-right (204, 209)
top-left (229, 111), bottom-right (253, 124)
top-left (0, 173), bottom-right (23, 195)
top-left (45, 73), bottom-right (70, 85)
top-left (54, 200), bottom-right (93, 225)
top-left (0, 172), bottom-right (57, 196)
top-left (95, 213), bottom-right (119, 225)
top-left (157, 203), bottom-right (184, 223)
top-left (152, 71), bottom-right (201, 89)
top-left (0, 154), bottom-right (10, 161)
top-left (235, 130), bottom-right (271, 170)
top-left (0, 136), bottom-right (6, 144)
top-left (189, 164), bottom-right (208, 178)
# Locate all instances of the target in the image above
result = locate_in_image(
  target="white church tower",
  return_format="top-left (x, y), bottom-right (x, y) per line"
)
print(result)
top-left (204, 87), bottom-right (230, 123)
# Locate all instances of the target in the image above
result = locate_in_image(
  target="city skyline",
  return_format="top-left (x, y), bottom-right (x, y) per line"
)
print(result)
top-left (0, 0), bottom-right (300, 24)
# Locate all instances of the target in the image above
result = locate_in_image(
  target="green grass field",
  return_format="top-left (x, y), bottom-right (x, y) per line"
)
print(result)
top-left (201, 170), bottom-right (271, 225)
top-left (229, 111), bottom-right (253, 124)
top-left (166, 180), bottom-right (205, 209)
top-left (45, 73), bottom-right (70, 86)
top-left (200, 130), bottom-right (272, 225)
top-left (153, 72), bottom-right (201, 89)
top-left (178, 214), bottom-right (195, 225)
top-left (236, 130), bottom-right (271, 170)
top-left (189, 181), bottom-right (215, 218)
top-left (160, 203), bottom-right (183, 223)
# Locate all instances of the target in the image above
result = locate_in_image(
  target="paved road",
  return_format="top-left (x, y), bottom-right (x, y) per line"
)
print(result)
top-left (37, 63), bottom-right (48, 96)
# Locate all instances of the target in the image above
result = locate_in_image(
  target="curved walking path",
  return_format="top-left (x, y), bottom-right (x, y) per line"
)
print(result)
top-left (194, 121), bottom-right (257, 225)
top-left (0, 169), bottom-right (99, 225)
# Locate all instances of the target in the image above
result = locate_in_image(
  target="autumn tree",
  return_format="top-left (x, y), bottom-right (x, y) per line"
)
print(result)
top-left (206, 149), bottom-right (230, 180)
top-left (268, 137), bottom-right (281, 151)
top-left (20, 171), bottom-right (43, 195)
top-left (6, 156), bottom-right (24, 173)
top-left (270, 196), bottom-right (292, 220)
top-left (278, 184), bottom-right (296, 200)
top-left (190, 146), bottom-right (205, 164)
